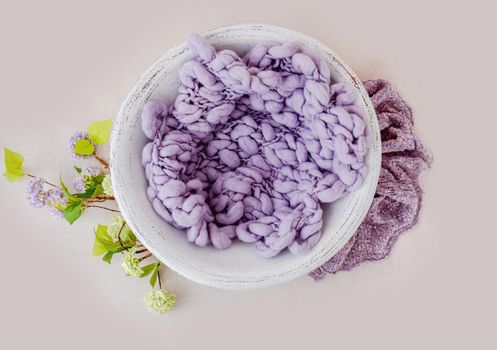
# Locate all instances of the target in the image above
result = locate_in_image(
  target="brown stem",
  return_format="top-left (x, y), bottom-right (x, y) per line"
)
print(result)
top-left (26, 173), bottom-right (59, 188)
top-left (85, 196), bottom-right (115, 205)
top-left (138, 253), bottom-right (152, 262)
top-left (86, 197), bottom-right (109, 203)
top-left (96, 195), bottom-right (115, 200)
top-left (118, 241), bottom-right (139, 254)
top-left (85, 204), bottom-right (119, 212)
top-left (135, 248), bottom-right (148, 254)
top-left (94, 153), bottom-right (109, 168)
top-left (157, 267), bottom-right (162, 289)
top-left (86, 198), bottom-right (106, 203)
top-left (95, 194), bottom-right (114, 199)
top-left (117, 221), bottom-right (126, 248)
top-left (122, 239), bottom-right (140, 247)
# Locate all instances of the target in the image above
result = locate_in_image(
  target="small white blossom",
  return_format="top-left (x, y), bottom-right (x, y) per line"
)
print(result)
top-left (121, 247), bottom-right (143, 277)
top-left (108, 214), bottom-right (125, 243)
top-left (102, 174), bottom-right (113, 196)
top-left (144, 289), bottom-right (175, 314)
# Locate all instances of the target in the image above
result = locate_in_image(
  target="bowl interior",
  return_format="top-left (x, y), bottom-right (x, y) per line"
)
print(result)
top-left (110, 24), bottom-right (381, 289)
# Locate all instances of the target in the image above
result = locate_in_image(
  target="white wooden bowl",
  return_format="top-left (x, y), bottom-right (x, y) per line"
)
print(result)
top-left (110, 24), bottom-right (381, 289)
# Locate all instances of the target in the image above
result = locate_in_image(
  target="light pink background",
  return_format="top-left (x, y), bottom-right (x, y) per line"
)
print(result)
top-left (0, 1), bottom-right (495, 349)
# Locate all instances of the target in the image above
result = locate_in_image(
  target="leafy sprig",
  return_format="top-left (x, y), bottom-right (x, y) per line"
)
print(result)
top-left (2, 118), bottom-right (175, 314)
top-left (60, 171), bottom-right (116, 224)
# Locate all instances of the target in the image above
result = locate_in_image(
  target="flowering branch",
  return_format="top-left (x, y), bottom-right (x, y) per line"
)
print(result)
top-left (3, 117), bottom-right (175, 314)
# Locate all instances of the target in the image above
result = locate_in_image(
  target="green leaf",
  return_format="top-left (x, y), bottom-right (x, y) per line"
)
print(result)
top-left (102, 247), bottom-right (125, 263)
top-left (74, 139), bottom-right (95, 156)
top-left (3, 147), bottom-right (24, 182)
top-left (120, 225), bottom-right (137, 243)
top-left (100, 239), bottom-right (120, 251)
top-left (74, 185), bottom-right (97, 199)
top-left (140, 262), bottom-right (159, 278)
top-left (59, 175), bottom-right (79, 201)
top-left (92, 225), bottom-right (121, 256)
top-left (149, 263), bottom-right (161, 287)
top-left (95, 224), bottom-right (112, 242)
top-left (88, 118), bottom-right (112, 145)
top-left (92, 234), bottom-right (108, 256)
top-left (96, 225), bottom-right (118, 248)
top-left (93, 185), bottom-right (104, 196)
top-left (102, 251), bottom-right (114, 263)
top-left (74, 189), bottom-right (96, 199)
top-left (74, 174), bottom-right (104, 199)
top-left (73, 166), bottom-right (82, 173)
top-left (64, 202), bottom-right (83, 224)
top-left (92, 174), bottom-right (105, 185)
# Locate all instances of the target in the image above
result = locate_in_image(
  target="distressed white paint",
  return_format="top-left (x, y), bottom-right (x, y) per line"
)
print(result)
top-left (110, 24), bottom-right (381, 289)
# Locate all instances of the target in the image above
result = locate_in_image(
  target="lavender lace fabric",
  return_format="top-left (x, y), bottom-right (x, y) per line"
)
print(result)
top-left (141, 34), bottom-right (370, 257)
top-left (311, 79), bottom-right (432, 279)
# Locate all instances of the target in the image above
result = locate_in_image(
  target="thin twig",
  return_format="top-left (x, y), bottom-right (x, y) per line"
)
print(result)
top-left (96, 195), bottom-right (115, 200)
top-left (122, 239), bottom-right (140, 247)
top-left (117, 221), bottom-right (126, 248)
top-left (26, 173), bottom-right (59, 188)
top-left (94, 153), bottom-right (109, 168)
top-left (135, 248), bottom-right (148, 254)
top-left (85, 204), bottom-right (119, 212)
top-left (86, 198), bottom-right (106, 203)
top-left (85, 196), bottom-right (115, 206)
top-left (157, 269), bottom-right (162, 289)
top-left (138, 253), bottom-right (152, 262)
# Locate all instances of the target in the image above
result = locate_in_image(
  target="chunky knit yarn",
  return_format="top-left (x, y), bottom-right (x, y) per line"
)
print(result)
top-left (141, 34), bottom-right (370, 257)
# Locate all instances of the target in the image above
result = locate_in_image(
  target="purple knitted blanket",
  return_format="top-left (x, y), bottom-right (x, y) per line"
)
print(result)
top-left (311, 79), bottom-right (431, 279)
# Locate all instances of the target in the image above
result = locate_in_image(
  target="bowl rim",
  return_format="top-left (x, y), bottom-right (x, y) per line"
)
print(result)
top-left (110, 23), bottom-right (381, 289)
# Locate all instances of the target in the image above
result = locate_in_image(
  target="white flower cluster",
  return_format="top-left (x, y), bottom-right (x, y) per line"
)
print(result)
top-left (144, 289), bottom-right (175, 314)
